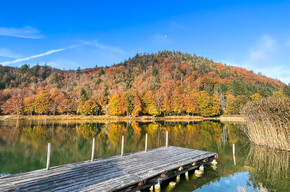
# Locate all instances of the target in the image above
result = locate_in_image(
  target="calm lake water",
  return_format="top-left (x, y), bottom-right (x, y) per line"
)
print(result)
top-left (0, 120), bottom-right (289, 192)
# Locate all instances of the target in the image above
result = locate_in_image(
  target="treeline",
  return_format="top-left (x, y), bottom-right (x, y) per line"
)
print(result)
top-left (0, 51), bottom-right (289, 117)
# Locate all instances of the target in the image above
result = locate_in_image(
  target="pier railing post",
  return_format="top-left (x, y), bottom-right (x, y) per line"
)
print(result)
top-left (145, 133), bottom-right (148, 152)
top-left (91, 138), bottom-right (95, 162)
top-left (46, 143), bottom-right (51, 170)
top-left (121, 135), bottom-right (124, 156)
top-left (166, 131), bottom-right (168, 148)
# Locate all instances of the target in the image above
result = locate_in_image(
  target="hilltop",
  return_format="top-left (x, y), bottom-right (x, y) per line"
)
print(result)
top-left (0, 51), bottom-right (289, 117)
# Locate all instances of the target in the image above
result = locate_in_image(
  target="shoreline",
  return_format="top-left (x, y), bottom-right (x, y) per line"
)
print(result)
top-left (0, 115), bottom-right (245, 123)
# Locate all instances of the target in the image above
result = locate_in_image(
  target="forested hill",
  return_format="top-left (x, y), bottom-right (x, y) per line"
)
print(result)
top-left (0, 50), bottom-right (289, 117)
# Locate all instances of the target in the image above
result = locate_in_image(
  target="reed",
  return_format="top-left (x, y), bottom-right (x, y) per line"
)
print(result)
top-left (241, 97), bottom-right (289, 151)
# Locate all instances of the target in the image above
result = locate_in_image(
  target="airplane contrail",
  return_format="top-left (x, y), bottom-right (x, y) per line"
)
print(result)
top-left (0, 44), bottom-right (81, 66)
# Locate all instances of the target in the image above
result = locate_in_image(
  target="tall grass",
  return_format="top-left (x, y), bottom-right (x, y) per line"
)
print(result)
top-left (241, 97), bottom-right (289, 151)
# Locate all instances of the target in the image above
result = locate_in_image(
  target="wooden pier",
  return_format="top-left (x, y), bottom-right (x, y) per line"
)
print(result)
top-left (0, 146), bottom-right (217, 191)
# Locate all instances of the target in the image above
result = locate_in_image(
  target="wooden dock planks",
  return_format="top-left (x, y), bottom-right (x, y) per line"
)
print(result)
top-left (0, 146), bottom-right (216, 192)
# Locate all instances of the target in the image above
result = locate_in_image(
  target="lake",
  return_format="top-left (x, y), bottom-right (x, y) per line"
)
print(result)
top-left (0, 120), bottom-right (288, 192)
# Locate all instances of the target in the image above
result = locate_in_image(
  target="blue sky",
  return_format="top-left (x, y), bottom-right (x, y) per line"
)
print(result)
top-left (0, 0), bottom-right (289, 83)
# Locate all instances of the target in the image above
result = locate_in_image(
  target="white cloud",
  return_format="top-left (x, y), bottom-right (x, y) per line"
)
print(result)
top-left (242, 35), bottom-right (290, 84)
top-left (247, 35), bottom-right (276, 66)
top-left (0, 44), bottom-right (81, 65)
top-left (221, 35), bottom-right (289, 84)
top-left (0, 48), bottom-right (21, 58)
top-left (253, 66), bottom-right (290, 84)
top-left (81, 40), bottom-right (124, 53)
top-left (0, 26), bottom-right (44, 39)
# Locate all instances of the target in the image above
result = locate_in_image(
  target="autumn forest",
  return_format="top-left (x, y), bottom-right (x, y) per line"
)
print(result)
top-left (0, 51), bottom-right (289, 117)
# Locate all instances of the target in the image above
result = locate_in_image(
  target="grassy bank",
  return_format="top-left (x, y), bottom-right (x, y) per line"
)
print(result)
top-left (0, 115), bottom-right (245, 122)
top-left (241, 97), bottom-right (289, 151)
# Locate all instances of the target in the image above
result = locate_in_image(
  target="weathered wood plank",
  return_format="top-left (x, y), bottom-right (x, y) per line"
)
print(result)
top-left (0, 146), bottom-right (216, 192)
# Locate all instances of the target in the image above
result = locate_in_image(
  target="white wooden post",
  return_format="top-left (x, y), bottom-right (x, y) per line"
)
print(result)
top-left (121, 135), bottom-right (124, 156)
top-left (91, 138), bottom-right (95, 162)
top-left (166, 131), bottom-right (168, 148)
top-left (46, 143), bottom-right (51, 170)
top-left (145, 133), bottom-right (148, 152)
top-left (233, 143), bottom-right (236, 165)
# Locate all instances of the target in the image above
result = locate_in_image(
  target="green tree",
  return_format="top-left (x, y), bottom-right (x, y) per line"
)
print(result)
top-left (233, 95), bottom-right (249, 114)
top-left (282, 84), bottom-right (290, 97)
top-left (76, 67), bottom-right (81, 78)
top-left (20, 64), bottom-right (29, 74)
top-left (50, 72), bottom-right (60, 84)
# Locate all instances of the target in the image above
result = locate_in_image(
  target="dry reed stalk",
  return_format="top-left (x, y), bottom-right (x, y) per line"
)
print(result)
top-left (241, 97), bottom-right (290, 151)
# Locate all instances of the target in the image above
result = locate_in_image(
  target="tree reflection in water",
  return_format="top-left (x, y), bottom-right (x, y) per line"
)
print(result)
top-left (0, 120), bottom-right (288, 191)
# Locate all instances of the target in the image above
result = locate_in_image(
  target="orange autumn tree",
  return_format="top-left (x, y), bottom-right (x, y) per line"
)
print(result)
top-left (225, 91), bottom-right (235, 114)
top-left (78, 99), bottom-right (99, 115)
top-left (34, 92), bottom-right (50, 114)
top-left (172, 88), bottom-right (185, 115)
top-left (0, 50), bottom-right (285, 117)
top-left (49, 88), bottom-right (62, 115)
top-left (251, 92), bottom-right (262, 101)
top-left (130, 92), bottom-right (142, 117)
top-left (1, 96), bottom-right (23, 115)
top-left (24, 96), bottom-right (35, 115)
top-left (142, 90), bottom-right (160, 116)
top-left (108, 93), bottom-right (128, 116)
top-left (198, 91), bottom-right (221, 117)
top-left (272, 90), bottom-right (284, 98)
top-left (56, 92), bottom-right (69, 114)
top-left (185, 89), bottom-right (199, 115)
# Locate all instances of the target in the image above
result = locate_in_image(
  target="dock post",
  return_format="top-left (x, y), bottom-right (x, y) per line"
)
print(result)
top-left (185, 171), bottom-right (189, 180)
top-left (176, 175), bottom-right (180, 182)
top-left (233, 144), bottom-right (236, 165)
top-left (91, 138), bottom-right (95, 162)
top-left (166, 131), bottom-right (168, 148)
top-left (155, 179), bottom-right (161, 191)
top-left (46, 143), bottom-right (51, 170)
top-left (145, 133), bottom-right (148, 152)
top-left (121, 135), bottom-right (124, 156)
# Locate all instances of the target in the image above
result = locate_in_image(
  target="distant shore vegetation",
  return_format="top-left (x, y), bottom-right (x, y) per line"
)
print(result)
top-left (0, 51), bottom-right (289, 117)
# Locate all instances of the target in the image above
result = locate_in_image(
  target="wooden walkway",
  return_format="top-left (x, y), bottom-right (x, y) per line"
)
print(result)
top-left (0, 146), bottom-right (217, 192)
